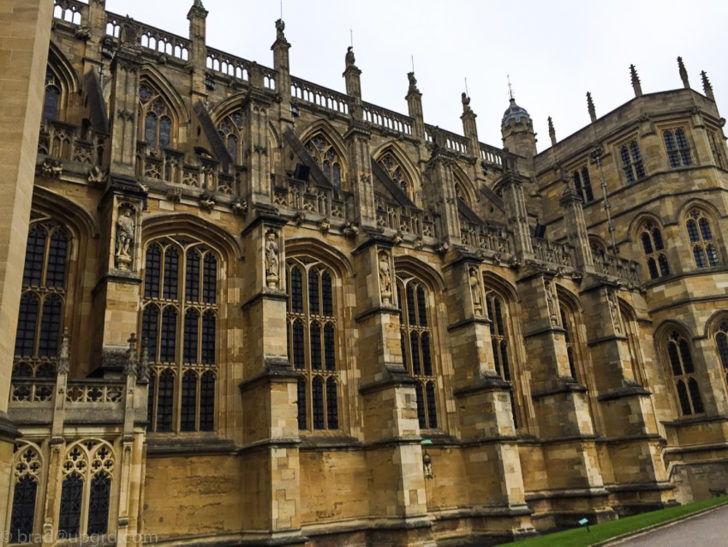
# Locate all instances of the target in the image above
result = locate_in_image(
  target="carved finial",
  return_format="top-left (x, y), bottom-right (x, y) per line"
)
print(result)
top-left (57, 328), bottom-right (70, 375)
top-left (138, 338), bottom-right (150, 383)
top-left (407, 71), bottom-right (418, 93)
top-left (701, 70), bottom-right (715, 101)
top-left (189, 0), bottom-right (207, 17)
top-left (507, 74), bottom-right (514, 100)
top-left (630, 64), bottom-right (642, 97)
top-left (345, 46), bottom-right (356, 68)
top-left (275, 18), bottom-right (286, 41)
top-left (586, 92), bottom-right (596, 123)
top-left (548, 116), bottom-right (556, 146)
top-left (125, 333), bottom-right (138, 377)
top-left (678, 56), bottom-right (690, 89)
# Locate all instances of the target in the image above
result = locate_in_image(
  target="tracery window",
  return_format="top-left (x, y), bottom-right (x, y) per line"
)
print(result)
top-left (58, 440), bottom-right (114, 540)
top-left (43, 69), bottom-right (61, 123)
top-left (686, 209), bottom-right (720, 268)
top-left (303, 132), bottom-right (344, 191)
top-left (13, 219), bottom-right (69, 378)
top-left (485, 290), bottom-right (520, 428)
top-left (639, 221), bottom-right (670, 279)
top-left (378, 151), bottom-right (413, 199)
top-left (286, 258), bottom-right (339, 430)
top-left (620, 140), bottom-right (646, 183)
top-left (217, 109), bottom-right (244, 164)
top-left (714, 321), bottom-right (728, 387)
top-left (571, 166), bottom-right (594, 203)
top-left (397, 275), bottom-right (438, 430)
top-left (142, 237), bottom-right (218, 433)
top-left (663, 128), bottom-right (692, 168)
top-left (8, 443), bottom-right (42, 544)
top-left (665, 331), bottom-right (704, 415)
top-left (139, 82), bottom-right (173, 150)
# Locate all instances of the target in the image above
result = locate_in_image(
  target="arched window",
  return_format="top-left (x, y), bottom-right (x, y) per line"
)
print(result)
top-left (620, 140), bottom-right (646, 183)
top-left (139, 82), bottom-right (174, 150)
top-left (9, 444), bottom-right (42, 543)
top-left (378, 151), bottom-right (413, 199)
top-left (665, 330), bottom-right (704, 415)
top-left (715, 321), bottom-right (728, 388)
top-left (638, 220), bottom-right (670, 279)
top-left (58, 441), bottom-right (114, 539)
top-left (663, 128), bottom-right (692, 168)
top-left (42, 68), bottom-right (62, 123)
top-left (686, 209), bottom-right (720, 268)
top-left (286, 259), bottom-right (339, 431)
top-left (142, 238), bottom-right (219, 433)
top-left (13, 220), bottom-right (70, 378)
top-left (560, 304), bottom-right (579, 382)
top-left (572, 166), bottom-right (594, 203)
top-left (485, 289), bottom-right (520, 429)
top-left (303, 132), bottom-right (344, 191)
top-left (397, 275), bottom-right (438, 429)
top-left (217, 109), bottom-right (244, 164)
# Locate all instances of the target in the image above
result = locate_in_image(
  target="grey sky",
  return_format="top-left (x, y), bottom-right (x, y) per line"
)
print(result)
top-left (105, 0), bottom-right (728, 151)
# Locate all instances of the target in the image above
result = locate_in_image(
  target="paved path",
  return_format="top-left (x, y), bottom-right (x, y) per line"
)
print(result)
top-left (616, 504), bottom-right (728, 546)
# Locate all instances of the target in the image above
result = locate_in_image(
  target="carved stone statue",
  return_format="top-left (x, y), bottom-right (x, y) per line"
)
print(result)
top-left (275, 18), bottom-right (286, 41)
top-left (469, 268), bottom-right (483, 316)
top-left (265, 231), bottom-right (280, 289)
top-left (345, 46), bottom-right (356, 68)
top-left (545, 280), bottom-right (558, 326)
top-left (379, 251), bottom-right (392, 305)
top-left (115, 206), bottom-right (135, 270)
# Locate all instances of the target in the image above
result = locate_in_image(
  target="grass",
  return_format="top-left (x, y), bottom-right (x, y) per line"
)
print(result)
top-left (499, 494), bottom-right (728, 546)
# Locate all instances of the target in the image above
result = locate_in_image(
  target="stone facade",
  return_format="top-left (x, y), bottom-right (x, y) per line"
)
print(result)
top-left (1, 1), bottom-right (727, 545)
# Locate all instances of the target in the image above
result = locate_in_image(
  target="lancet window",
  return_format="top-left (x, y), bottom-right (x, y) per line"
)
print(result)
top-left (715, 321), bottom-right (728, 388)
top-left (378, 151), bottom-right (413, 199)
top-left (139, 82), bottom-right (174, 150)
top-left (217, 109), bottom-right (244, 164)
top-left (485, 290), bottom-right (520, 428)
top-left (572, 166), bottom-right (594, 203)
top-left (58, 440), bottom-right (114, 540)
top-left (397, 275), bottom-right (438, 430)
top-left (560, 305), bottom-right (579, 382)
top-left (43, 69), bottom-right (61, 123)
top-left (8, 443), bottom-right (42, 544)
top-left (686, 208), bottom-right (720, 268)
top-left (142, 237), bottom-right (218, 433)
top-left (639, 221), bottom-right (670, 279)
top-left (13, 219), bottom-right (70, 378)
top-left (665, 331), bottom-right (704, 416)
top-left (303, 132), bottom-right (344, 191)
top-left (620, 140), bottom-right (646, 183)
top-left (286, 258), bottom-right (339, 431)
top-left (663, 128), bottom-right (692, 168)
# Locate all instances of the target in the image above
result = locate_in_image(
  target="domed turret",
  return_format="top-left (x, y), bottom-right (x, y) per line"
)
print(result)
top-left (501, 96), bottom-right (536, 159)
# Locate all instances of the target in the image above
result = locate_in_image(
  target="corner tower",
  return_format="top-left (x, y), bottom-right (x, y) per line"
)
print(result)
top-left (501, 96), bottom-right (536, 159)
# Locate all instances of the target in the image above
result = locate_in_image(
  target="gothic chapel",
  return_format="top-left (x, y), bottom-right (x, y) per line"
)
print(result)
top-left (1, 0), bottom-right (728, 545)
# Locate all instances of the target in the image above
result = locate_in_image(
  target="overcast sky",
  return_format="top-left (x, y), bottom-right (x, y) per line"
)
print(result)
top-left (104, 0), bottom-right (728, 152)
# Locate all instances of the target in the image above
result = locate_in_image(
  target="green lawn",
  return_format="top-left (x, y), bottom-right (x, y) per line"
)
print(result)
top-left (499, 495), bottom-right (728, 547)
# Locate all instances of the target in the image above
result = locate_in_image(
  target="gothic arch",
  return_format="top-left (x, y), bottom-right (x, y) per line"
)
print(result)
top-left (555, 283), bottom-right (583, 313)
top-left (372, 142), bottom-right (420, 193)
top-left (208, 93), bottom-right (246, 125)
top-left (33, 186), bottom-right (100, 242)
top-left (139, 66), bottom-right (190, 124)
top-left (297, 119), bottom-right (347, 162)
top-left (702, 310), bottom-right (728, 340)
top-left (482, 271), bottom-right (519, 302)
top-left (627, 212), bottom-right (664, 244)
top-left (393, 255), bottom-right (445, 293)
top-left (451, 163), bottom-right (477, 208)
top-left (285, 237), bottom-right (353, 279)
top-left (675, 198), bottom-right (724, 225)
top-left (48, 40), bottom-right (80, 94)
top-left (142, 213), bottom-right (241, 261)
top-left (654, 319), bottom-right (694, 345)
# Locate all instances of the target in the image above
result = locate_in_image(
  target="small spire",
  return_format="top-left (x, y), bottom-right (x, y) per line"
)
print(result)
top-left (548, 116), bottom-right (556, 146)
top-left (677, 56), bottom-right (690, 89)
top-left (630, 64), bottom-right (642, 97)
top-left (507, 74), bottom-right (514, 100)
top-left (125, 332), bottom-right (138, 377)
top-left (587, 91), bottom-right (596, 123)
top-left (701, 70), bottom-right (715, 101)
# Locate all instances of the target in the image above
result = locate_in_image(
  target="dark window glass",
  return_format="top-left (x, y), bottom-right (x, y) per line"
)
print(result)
top-left (86, 473), bottom-right (111, 536)
top-left (707, 244), bottom-right (720, 267)
top-left (658, 255), bottom-right (670, 277)
top-left (667, 341), bottom-right (682, 375)
top-left (159, 116), bottom-right (171, 148)
top-left (15, 294), bottom-right (38, 357)
top-left (676, 128), bottom-right (691, 166)
top-left (227, 134), bottom-right (237, 161)
top-left (22, 226), bottom-right (45, 287)
top-left (621, 145), bottom-right (635, 183)
top-left (144, 112), bottom-right (157, 147)
top-left (324, 323), bottom-right (335, 371)
top-left (410, 332), bottom-right (420, 375)
top-left (296, 378), bottom-right (306, 429)
top-left (156, 369), bottom-right (175, 432)
top-left (290, 267), bottom-right (303, 313)
top-left (688, 378), bottom-right (704, 413)
top-left (312, 377), bottom-right (324, 429)
top-left (631, 140), bottom-right (645, 179)
top-left (581, 167), bottom-right (594, 202)
top-left (641, 232), bottom-right (653, 254)
top-left (676, 380), bottom-right (691, 415)
top-left (183, 309), bottom-right (199, 363)
top-left (333, 163), bottom-right (341, 191)
top-left (203, 254), bottom-right (217, 304)
top-left (492, 338), bottom-right (501, 375)
top-left (653, 228), bottom-right (664, 251)
top-left (308, 269), bottom-right (319, 315)
top-left (310, 322), bottom-right (321, 370)
top-left (142, 305), bottom-right (159, 362)
top-left (694, 246), bottom-right (707, 268)
top-left (426, 382), bottom-right (438, 429)
top-left (664, 130), bottom-right (680, 168)
top-left (46, 229), bottom-right (68, 288)
top-left (185, 250), bottom-right (200, 302)
top-left (163, 247), bottom-right (179, 299)
top-left (406, 285), bottom-right (416, 326)
top-left (699, 218), bottom-right (713, 240)
top-left (181, 370), bottom-right (197, 431)
top-left (716, 332), bottom-right (728, 368)
top-left (417, 286), bottom-right (427, 326)
top-left (160, 307), bottom-right (177, 363)
top-left (415, 382), bottom-right (426, 429)
top-left (144, 244), bottom-right (161, 298)
top-left (501, 341), bottom-right (510, 381)
top-left (326, 377), bottom-right (338, 429)
top-left (201, 311), bottom-right (215, 365)
top-left (687, 219), bottom-right (699, 242)
top-left (321, 271), bottom-right (333, 316)
top-left (43, 85), bottom-right (60, 122)
top-left (58, 474), bottom-right (83, 538)
top-left (679, 338), bottom-right (694, 373)
top-left (421, 332), bottom-right (432, 376)
top-left (9, 475), bottom-right (37, 544)
top-left (292, 320), bottom-right (304, 369)
top-left (200, 371), bottom-right (215, 431)
top-left (38, 294), bottom-right (62, 357)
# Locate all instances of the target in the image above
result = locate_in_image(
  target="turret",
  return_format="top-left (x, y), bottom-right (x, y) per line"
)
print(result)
top-left (187, 0), bottom-right (208, 98)
top-left (501, 96), bottom-right (536, 159)
top-left (343, 47), bottom-right (362, 120)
